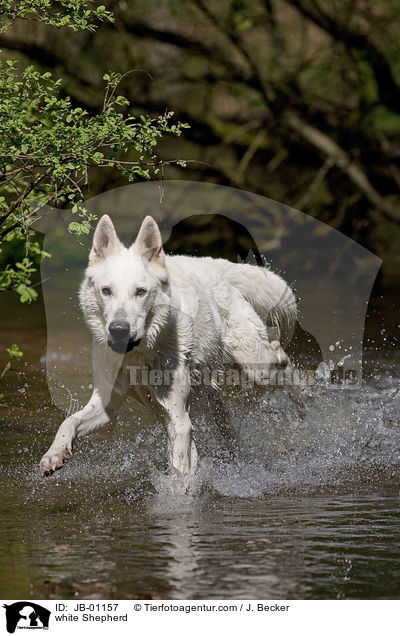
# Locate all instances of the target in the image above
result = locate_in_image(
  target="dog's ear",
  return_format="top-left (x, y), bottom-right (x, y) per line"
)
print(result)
top-left (89, 215), bottom-right (120, 263)
top-left (133, 215), bottom-right (165, 266)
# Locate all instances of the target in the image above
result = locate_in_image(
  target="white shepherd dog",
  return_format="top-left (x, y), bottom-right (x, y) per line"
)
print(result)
top-left (40, 215), bottom-right (296, 480)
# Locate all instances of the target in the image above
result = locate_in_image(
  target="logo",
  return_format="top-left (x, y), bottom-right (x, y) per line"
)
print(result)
top-left (3, 603), bottom-right (50, 634)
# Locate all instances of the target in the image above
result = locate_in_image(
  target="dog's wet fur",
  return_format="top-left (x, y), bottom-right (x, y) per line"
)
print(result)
top-left (40, 215), bottom-right (297, 484)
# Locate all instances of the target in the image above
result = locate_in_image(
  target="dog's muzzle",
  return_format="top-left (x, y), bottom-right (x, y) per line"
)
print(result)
top-left (108, 320), bottom-right (141, 354)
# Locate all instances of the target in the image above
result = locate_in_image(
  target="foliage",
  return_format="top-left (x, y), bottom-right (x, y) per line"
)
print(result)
top-left (1, 0), bottom-right (400, 289)
top-left (6, 343), bottom-right (23, 358)
top-left (0, 0), bottom-right (113, 31)
top-left (0, 343), bottom-right (23, 384)
top-left (0, 2), bottom-right (188, 304)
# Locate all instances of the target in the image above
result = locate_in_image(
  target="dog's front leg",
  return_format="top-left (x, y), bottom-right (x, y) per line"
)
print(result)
top-left (155, 369), bottom-right (198, 478)
top-left (166, 411), bottom-right (198, 477)
top-left (40, 390), bottom-right (105, 475)
top-left (40, 365), bottom-right (128, 476)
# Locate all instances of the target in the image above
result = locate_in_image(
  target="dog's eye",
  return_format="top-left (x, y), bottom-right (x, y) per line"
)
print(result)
top-left (101, 287), bottom-right (112, 296)
top-left (136, 288), bottom-right (147, 297)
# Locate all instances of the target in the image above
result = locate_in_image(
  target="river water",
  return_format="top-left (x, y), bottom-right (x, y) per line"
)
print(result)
top-left (0, 292), bottom-right (399, 600)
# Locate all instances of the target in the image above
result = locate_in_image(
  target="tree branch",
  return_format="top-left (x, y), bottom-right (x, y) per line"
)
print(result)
top-left (284, 108), bottom-right (400, 222)
top-left (288, 0), bottom-right (400, 113)
top-left (0, 166), bottom-right (53, 229)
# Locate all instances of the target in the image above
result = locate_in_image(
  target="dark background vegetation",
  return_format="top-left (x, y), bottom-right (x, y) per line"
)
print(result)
top-left (0, 0), bottom-right (399, 362)
top-left (1, 0), bottom-right (399, 285)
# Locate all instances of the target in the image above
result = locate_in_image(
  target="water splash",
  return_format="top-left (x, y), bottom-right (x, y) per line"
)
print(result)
top-left (1, 353), bottom-right (396, 512)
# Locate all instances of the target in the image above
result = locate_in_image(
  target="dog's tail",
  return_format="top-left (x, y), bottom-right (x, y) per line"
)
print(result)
top-left (223, 263), bottom-right (297, 347)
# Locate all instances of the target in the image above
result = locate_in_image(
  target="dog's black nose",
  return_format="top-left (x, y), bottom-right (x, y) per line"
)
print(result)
top-left (109, 320), bottom-right (130, 338)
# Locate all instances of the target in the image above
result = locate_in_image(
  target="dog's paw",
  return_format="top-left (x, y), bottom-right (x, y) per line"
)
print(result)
top-left (40, 452), bottom-right (64, 476)
top-left (40, 442), bottom-right (72, 476)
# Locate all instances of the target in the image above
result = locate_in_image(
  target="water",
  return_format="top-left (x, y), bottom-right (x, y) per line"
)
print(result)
top-left (1, 293), bottom-right (400, 599)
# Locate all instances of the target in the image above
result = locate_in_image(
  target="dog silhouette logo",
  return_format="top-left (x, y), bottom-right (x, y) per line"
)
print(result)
top-left (3, 602), bottom-right (50, 633)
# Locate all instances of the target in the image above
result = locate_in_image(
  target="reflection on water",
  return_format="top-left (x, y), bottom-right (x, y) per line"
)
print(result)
top-left (1, 475), bottom-right (400, 600)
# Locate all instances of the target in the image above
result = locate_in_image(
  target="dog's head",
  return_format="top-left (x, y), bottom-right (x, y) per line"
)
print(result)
top-left (81, 215), bottom-right (169, 354)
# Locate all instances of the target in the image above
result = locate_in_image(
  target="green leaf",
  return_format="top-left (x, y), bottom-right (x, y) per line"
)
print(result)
top-left (115, 95), bottom-right (129, 106)
top-left (6, 344), bottom-right (23, 358)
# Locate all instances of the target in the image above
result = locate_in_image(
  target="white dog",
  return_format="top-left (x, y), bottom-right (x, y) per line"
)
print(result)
top-left (40, 215), bottom-right (296, 479)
